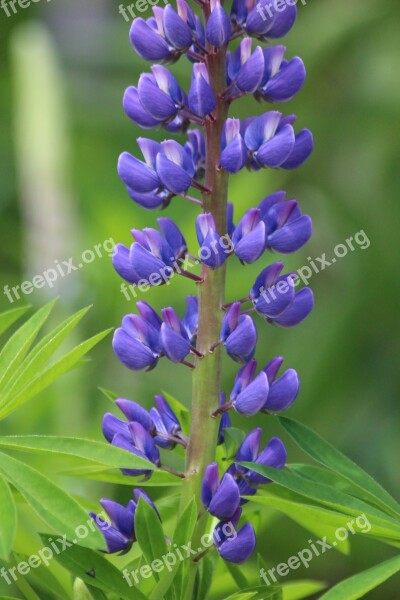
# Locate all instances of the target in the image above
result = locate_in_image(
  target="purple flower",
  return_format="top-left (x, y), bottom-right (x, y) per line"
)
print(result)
top-left (218, 392), bottom-right (231, 445)
top-left (182, 295), bottom-right (198, 345)
top-left (90, 489), bottom-right (158, 554)
top-left (213, 508), bottom-right (256, 564)
top-left (227, 38), bottom-right (265, 94)
top-left (221, 302), bottom-right (257, 364)
top-left (206, 0), bottom-right (232, 48)
top-left (229, 359), bottom-right (269, 416)
top-left (130, 16), bottom-right (175, 63)
top-left (188, 63), bottom-right (216, 118)
top-left (112, 217), bottom-right (187, 286)
top-left (250, 261), bottom-right (314, 326)
top-left (232, 208), bottom-right (265, 263)
top-left (196, 213), bottom-right (228, 269)
top-left (156, 139), bottom-right (195, 195)
top-left (220, 119), bottom-right (248, 173)
top-left (234, 427), bottom-right (287, 485)
top-left (202, 463), bottom-right (241, 519)
top-left (112, 313), bottom-right (162, 371)
top-left (259, 190), bottom-right (312, 253)
top-left (160, 307), bottom-right (191, 363)
top-left (110, 421), bottom-right (160, 477)
top-left (244, 0), bottom-right (297, 39)
top-left (257, 46), bottom-right (306, 103)
top-left (137, 65), bottom-right (185, 122)
top-left (262, 356), bottom-right (300, 412)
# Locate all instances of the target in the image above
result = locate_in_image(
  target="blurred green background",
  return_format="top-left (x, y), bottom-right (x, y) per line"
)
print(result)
top-left (1, 0), bottom-right (400, 597)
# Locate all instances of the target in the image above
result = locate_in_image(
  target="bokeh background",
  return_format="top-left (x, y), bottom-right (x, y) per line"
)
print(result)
top-left (1, 0), bottom-right (400, 597)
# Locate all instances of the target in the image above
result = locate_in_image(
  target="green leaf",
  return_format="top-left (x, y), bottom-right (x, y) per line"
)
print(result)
top-left (72, 578), bottom-right (107, 600)
top-left (0, 452), bottom-right (104, 549)
top-left (194, 553), bottom-right (218, 600)
top-left (282, 580), bottom-right (327, 600)
top-left (0, 476), bottom-right (17, 561)
top-left (98, 387), bottom-right (118, 404)
top-left (0, 300), bottom-right (56, 392)
top-left (0, 328), bottom-right (112, 419)
top-left (149, 497), bottom-right (197, 600)
top-left (240, 463), bottom-right (400, 539)
top-left (223, 585), bottom-right (282, 600)
top-left (319, 555), bottom-right (400, 599)
top-left (0, 305), bottom-right (30, 336)
top-left (225, 561), bottom-right (249, 588)
top-left (13, 552), bottom-right (69, 600)
top-left (40, 534), bottom-right (146, 600)
top-left (279, 417), bottom-right (400, 517)
top-left (0, 435), bottom-right (155, 472)
top-left (3, 306), bottom-right (92, 397)
top-left (135, 496), bottom-right (168, 582)
top-left (58, 464), bottom-right (178, 485)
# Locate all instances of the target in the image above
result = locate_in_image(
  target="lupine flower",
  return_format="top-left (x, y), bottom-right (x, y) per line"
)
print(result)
top-left (137, 65), bottom-right (186, 123)
top-left (256, 46), bottom-right (306, 103)
top-left (227, 38), bottom-right (265, 95)
top-left (243, 0), bottom-right (298, 39)
top-left (206, 0), bottom-right (232, 48)
top-left (231, 208), bottom-right (266, 264)
top-left (103, 395), bottom-right (185, 450)
top-left (233, 427), bottom-right (287, 485)
top-left (156, 139), bottom-right (195, 195)
top-left (113, 313), bottom-right (162, 371)
top-left (188, 63), bottom-right (216, 118)
top-left (202, 462), bottom-right (240, 519)
top-left (213, 508), bottom-right (256, 564)
top-left (160, 307), bottom-right (192, 363)
top-left (229, 359), bottom-right (269, 415)
top-left (221, 119), bottom-right (248, 173)
top-left (112, 421), bottom-right (161, 476)
top-left (250, 261), bottom-right (314, 326)
top-left (182, 295), bottom-right (199, 345)
top-left (196, 213), bottom-right (228, 268)
top-left (90, 489), bottom-right (159, 554)
top-left (262, 356), bottom-right (300, 412)
top-left (112, 217), bottom-right (187, 286)
top-left (244, 111), bottom-right (296, 169)
top-left (221, 302), bottom-right (257, 364)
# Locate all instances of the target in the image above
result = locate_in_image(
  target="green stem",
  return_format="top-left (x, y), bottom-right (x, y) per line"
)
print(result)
top-left (179, 22), bottom-right (230, 600)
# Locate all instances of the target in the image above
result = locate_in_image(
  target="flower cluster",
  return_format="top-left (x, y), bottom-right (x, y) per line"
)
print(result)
top-left (93, 0), bottom-right (315, 569)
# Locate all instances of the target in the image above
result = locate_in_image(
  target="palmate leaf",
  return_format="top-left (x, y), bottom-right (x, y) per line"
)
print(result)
top-left (0, 300), bottom-right (57, 391)
top-left (0, 476), bottom-right (17, 561)
top-left (0, 302), bottom-right (111, 420)
top-left (0, 436), bottom-right (154, 472)
top-left (240, 463), bottom-right (400, 541)
top-left (282, 580), bottom-right (327, 600)
top-left (279, 416), bottom-right (400, 517)
top-left (318, 554), bottom-right (400, 599)
top-left (0, 452), bottom-right (105, 550)
top-left (40, 534), bottom-right (146, 600)
top-left (0, 305), bottom-right (30, 336)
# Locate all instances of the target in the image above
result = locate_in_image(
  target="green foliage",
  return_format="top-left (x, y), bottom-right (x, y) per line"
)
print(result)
top-left (0, 477), bottom-right (16, 561)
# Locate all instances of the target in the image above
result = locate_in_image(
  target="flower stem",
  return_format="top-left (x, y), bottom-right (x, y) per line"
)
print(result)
top-left (179, 20), bottom-right (229, 598)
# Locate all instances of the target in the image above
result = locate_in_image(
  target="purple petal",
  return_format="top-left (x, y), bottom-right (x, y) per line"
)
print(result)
top-left (263, 368), bottom-right (300, 412)
top-left (273, 287), bottom-right (314, 327)
top-left (281, 129), bottom-right (314, 170)
top-left (234, 371), bottom-right (269, 416)
top-left (201, 462), bottom-right (219, 508)
top-left (138, 74), bottom-right (177, 121)
top-left (234, 221), bottom-right (266, 263)
top-left (263, 356), bottom-right (284, 384)
top-left (250, 262), bottom-right (284, 299)
top-left (115, 398), bottom-right (154, 432)
top-left (206, 1), bottom-right (232, 47)
top-left (218, 523), bottom-right (256, 564)
top-left (102, 413), bottom-right (130, 443)
top-left (123, 87), bottom-right (161, 129)
top-left (130, 243), bottom-right (171, 282)
top-left (118, 152), bottom-right (160, 194)
top-left (112, 328), bottom-right (158, 371)
top-left (163, 5), bottom-right (193, 49)
top-left (100, 499), bottom-right (135, 539)
top-left (253, 274), bottom-right (296, 318)
top-left (230, 359), bottom-right (258, 400)
top-left (208, 474), bottom-right (240, 519)
top-left (236, 46), bottom-right (265, 93)
top-left (268, 215), bottom-right (312, 253)
top-left (188, 64), bottom-right (216, 117)
top-left (154, 394), bottom-right (181, 434)
top-left (156, 153), bottom-right (192, 195)
top-left (256, 124), bottom-right (295, 168)
top-left (263, 57), bottom-right (306, 103)
top-left (236, 428), bottom-right (262, 463)
top-left (224, 315), bottom-right (257, 364)
top-left (160, 322), bottom-right (190, 363)
top-left (130, 19), bottom-right (171, 62)
top-left (247, 437), bottom-right (287, 484)
top-left (220, 134), bottom-right (248, 173)
top-left (112, 244), bottom-right (139, 284)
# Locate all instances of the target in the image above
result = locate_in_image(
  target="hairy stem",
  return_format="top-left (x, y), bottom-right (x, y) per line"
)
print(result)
top-left (179, 22), bottom-right (229, 599)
